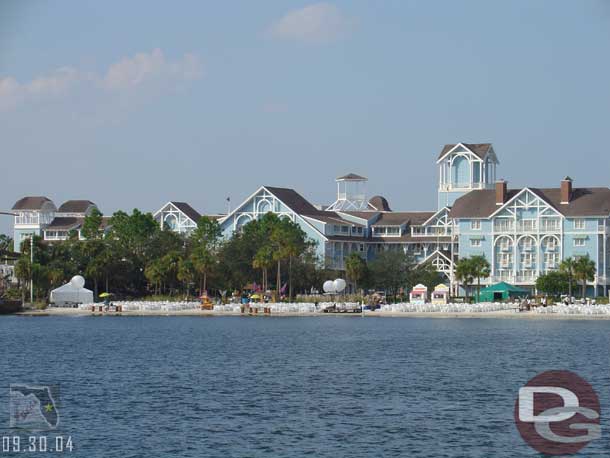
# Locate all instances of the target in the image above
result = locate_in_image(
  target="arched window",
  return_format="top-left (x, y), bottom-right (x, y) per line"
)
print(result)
top-left (452, 156), bottom-right (470, 187)
top-left (164, 214), bottom-right (177, 230)
top-left (258, 200), bottom-right (271, 214)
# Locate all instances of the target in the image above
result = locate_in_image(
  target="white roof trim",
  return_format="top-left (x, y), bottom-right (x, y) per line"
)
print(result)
top-left (421, 207), bottom-right (450, 226)
top-left (489, 187), bottom-right (563, 219)
top-left (219, 186), bottom-right (328, 241)
top-left (436, 142), bottom-right (490, 164)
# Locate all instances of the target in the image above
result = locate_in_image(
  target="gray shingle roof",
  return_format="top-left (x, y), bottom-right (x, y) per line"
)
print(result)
top-left (12, 196), bottom-right (53, 210)
top-left (450, 187), bottom-right (610, 218)
top-left (169, 202), bottom-right (201, 223)
top-left (438, 143), bottom-right (492, 160)
top-left (336, 173), bottom-right (367, 181)
top-left (57, 200), bottom-right (96, 213)
top-left (263, 186), bottom-right (321, 215)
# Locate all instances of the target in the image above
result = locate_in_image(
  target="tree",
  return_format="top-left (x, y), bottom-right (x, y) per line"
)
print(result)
top-left (81, 208), bottom-right (104, 240)
top-left (559, 257), bottom-right (577, 298)
top-left (574, 256), bottom-right (596, 299)
top-left (190, 216), bottom-right (222, 294)
top-left (253, 245), bottom-right (273, 292)
top-left (469, 255), bottom-right (491, 302)
top-left (455, 258), bottom-right (474, 301)
top-left (536, 271), bottom-right (569, 296)
top-left (0, 234), bottom-right (13, 252)
top-left (177, 257), bottom-right (195, 297)
top-left (345, 253), bottom-right (367, 294)
top-left (410, 264), bottom-right (444, 292)
top-left (368, 251), bottom-right (414, 300)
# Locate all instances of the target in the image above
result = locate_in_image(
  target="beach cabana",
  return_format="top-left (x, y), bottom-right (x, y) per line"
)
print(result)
top-left (478, 282), bottom-right (528, 302)
top-left (409, 284), bottom-right (428, 305)
top-left (431, 284), bottom-right (449, 305)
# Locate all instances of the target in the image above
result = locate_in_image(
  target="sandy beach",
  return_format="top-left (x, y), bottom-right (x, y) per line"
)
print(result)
top-left (15, 307), bottom-right (610, 320)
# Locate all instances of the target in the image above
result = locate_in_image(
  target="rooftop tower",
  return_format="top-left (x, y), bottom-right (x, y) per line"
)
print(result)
top-left (326, 173), bottom-right (370, 211)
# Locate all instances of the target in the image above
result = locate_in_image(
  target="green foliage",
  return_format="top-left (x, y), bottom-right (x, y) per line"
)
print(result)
top-left (536, 271), bottom-right (569, 296)
top-left (455, 255), bottom-right (491, 301)
top-left (345, 253), bottom-right (367, 293)
top-left (559, 257), bottom-right (577, 298)
top-left (574, 255), bottom-right (596, 298)
top-left (0, 234), bottom-right (13, 252)
top-left (368, 250), bottom-right (414, 299)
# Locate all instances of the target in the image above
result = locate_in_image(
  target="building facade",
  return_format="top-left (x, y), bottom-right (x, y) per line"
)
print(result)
top-left (9, 141), bottom-right (610, 296)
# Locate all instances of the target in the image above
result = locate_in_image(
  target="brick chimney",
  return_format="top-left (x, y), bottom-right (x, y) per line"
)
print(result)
top-left (496, 180), bottom-right (507, 205)
top-left (561, 176), bottom-right (573, 205)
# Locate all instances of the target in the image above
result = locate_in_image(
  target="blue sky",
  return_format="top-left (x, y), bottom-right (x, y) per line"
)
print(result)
top-left (1, 1), bottom-right (610, 234)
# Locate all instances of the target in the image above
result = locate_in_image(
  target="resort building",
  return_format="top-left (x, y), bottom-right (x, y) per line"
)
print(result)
top-left (11, 198), bottom-right (106, 250)
top-left (8, 141), bottom-right (610, 296)
top-left (219, 142), bottom-right (610, 295)
top-left (43, 200), bottom-right (101, 242)
top-left (218, 178), bottom-right (455, 277)
top-left (451, 176), bottom-right (610, 295)
top-left (12, 196), bottom-right (57, 252)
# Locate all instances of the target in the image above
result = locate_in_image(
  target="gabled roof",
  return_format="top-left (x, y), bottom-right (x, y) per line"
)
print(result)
top-left (12, 196), bottom-right (54, 211)
top-left (437, 143), bottom-right (492, 161)
top-left (450, 187), bottom-right (610, 218)
top-left (168, 202), bottom-right (201, 223)
top-left (263, 186), bottom-right (321, 215)
top-left (57, 200), bottom-right (96, 213)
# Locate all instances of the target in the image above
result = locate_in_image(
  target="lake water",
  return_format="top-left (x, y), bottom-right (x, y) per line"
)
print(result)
top-left (0, 316), bottom-right (609, 457)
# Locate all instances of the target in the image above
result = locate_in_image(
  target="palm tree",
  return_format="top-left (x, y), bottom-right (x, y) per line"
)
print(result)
top-left (455, 257), bottom-right (474, 301)
top-left (469, 255), bottom-right (491, 302)
top-left (574, 256), bottom-right (596, 299)
top-left (560, 257), bottom-right (577, 299)
top-left (253, 246), bottom-right (273, 292)
top-left (345, 253), bottom-right (367, 294)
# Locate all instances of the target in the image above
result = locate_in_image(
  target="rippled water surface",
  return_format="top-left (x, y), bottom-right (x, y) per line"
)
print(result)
top-left (0, 316), bottom-right (609, 457)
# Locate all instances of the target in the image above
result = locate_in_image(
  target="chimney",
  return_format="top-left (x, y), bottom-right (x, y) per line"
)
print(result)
top-left (495, 180), bottom-right (507, 205)
top-left (561, 176), bottom-right (573, 205)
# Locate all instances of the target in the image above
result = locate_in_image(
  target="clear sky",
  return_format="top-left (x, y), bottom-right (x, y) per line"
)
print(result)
top-left (1, 1), bottom-right (610, 235)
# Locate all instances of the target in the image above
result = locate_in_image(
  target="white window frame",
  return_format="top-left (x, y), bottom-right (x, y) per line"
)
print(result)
top-left (574, 238), bottom-right (586, 247)
top-left (470, 239), bottom-right (482, 248)
top-left (574, 219), bottom-right (586, 230)
top-left (471, 220), bottom-right (481, 230)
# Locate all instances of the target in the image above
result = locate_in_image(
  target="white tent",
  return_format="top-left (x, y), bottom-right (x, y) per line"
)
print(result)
top-left (50, 276), bottom-right (93, 306)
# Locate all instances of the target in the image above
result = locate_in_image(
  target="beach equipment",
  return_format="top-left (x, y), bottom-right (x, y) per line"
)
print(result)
top-left (99, 292), bottom-right (113, 298)
top-left (50, 276), bottom-right (93, 307)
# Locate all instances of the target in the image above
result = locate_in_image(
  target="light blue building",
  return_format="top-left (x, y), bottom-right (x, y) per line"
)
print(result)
top-left (220, 142), bottom-right (610, 296)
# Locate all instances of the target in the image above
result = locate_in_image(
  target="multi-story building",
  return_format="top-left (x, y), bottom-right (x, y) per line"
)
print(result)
top-left (43, 200), bottom-right (100, 242)
top-left (9, 141), bottom-right (610, 296)
top-left (451, 177), bottom-right (610, 296)
top-left (218, 178), bottom-right (455, 278)
top-left (12, 196), bottom-right (57, 252)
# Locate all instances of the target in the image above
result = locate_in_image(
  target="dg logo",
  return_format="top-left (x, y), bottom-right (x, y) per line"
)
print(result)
top-left (514, 370), bottom-right (601, 455)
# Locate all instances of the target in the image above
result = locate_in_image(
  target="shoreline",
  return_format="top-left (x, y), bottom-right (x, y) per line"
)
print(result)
top-left (13, 308), bottom-right (610, 320)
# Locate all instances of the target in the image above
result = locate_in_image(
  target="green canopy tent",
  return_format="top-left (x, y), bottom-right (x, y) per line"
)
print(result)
top-left (479, 282), bottom-right (529, 302)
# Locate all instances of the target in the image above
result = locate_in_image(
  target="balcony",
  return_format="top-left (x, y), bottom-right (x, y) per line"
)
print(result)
top-left (493, 222), bottom-right (514, 233)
